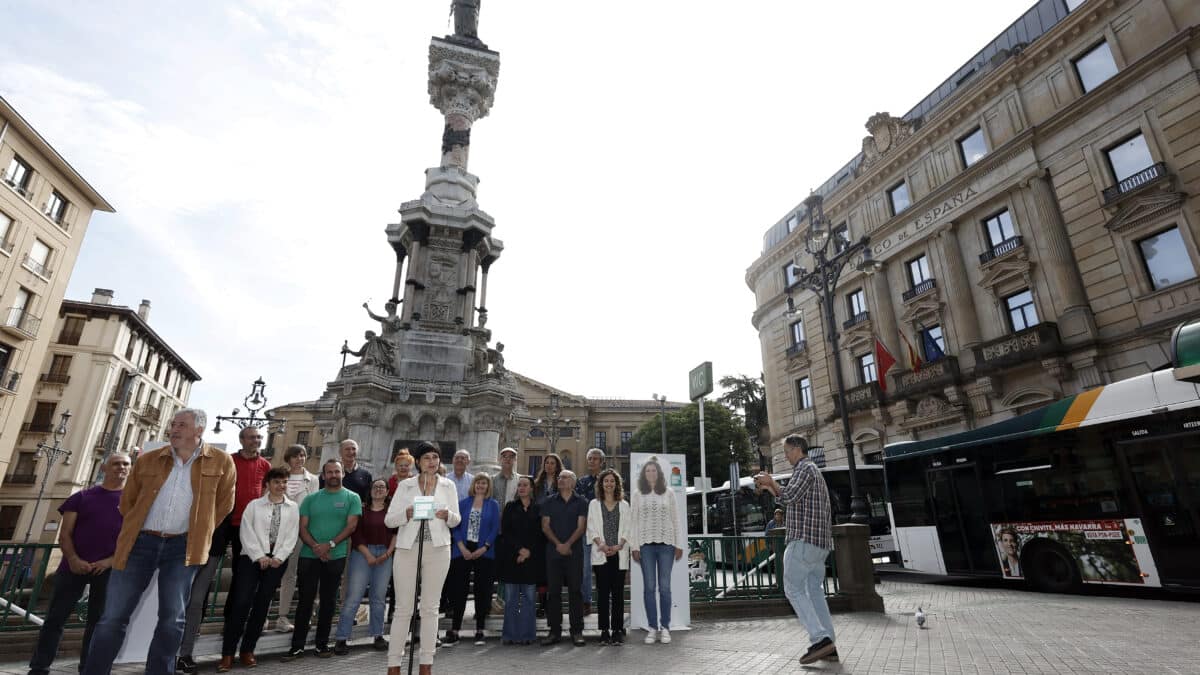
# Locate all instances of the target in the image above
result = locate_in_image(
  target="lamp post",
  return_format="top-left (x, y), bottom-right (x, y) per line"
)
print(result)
top-left (24, 410), bottom-right (72, 543)
top-left (214, 378), bottom-right (287, 452)
top-left (651, 393), bottom-right (669, 453)
top-left (536, 393), bottom-right (574, 458)
top-left (787, 191), bottom-right (880, 524)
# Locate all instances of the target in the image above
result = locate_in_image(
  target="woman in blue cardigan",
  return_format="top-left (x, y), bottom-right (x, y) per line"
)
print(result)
top-left (444, 472), bottom-right (501, 646)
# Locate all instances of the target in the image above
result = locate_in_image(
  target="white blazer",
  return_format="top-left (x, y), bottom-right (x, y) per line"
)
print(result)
top-left (587, 499), bottom-right (631, 569)
top-left (386, 474), bottom-right (462, 549)
top-left (239, 495), bottom-right (301, 562)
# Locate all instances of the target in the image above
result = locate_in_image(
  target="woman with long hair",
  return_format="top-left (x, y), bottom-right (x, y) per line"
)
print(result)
top-left (386, 442), bottom-right (461, 675)
top-left (532, 453), bottom-right (563, 503)
top-left (587, 468), bottom-right (630, 645)
top-left (497, 476), bottom-right (543, 645)
top-left (334, 479), bottom-right (396, 654)
top-left (219, 467), bottom-right (299, 671)
top-left (273, 445), bottom-right (319, 633)
top-left (629, 456), bottom-right (682, 645)
top-left (445, 473), bottom-right (501, 646)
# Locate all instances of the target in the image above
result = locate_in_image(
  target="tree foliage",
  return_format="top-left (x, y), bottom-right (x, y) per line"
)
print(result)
top-left (630, 400), bottom-right (754, 487)
top-left (717, 373), bottom-right (768, 444)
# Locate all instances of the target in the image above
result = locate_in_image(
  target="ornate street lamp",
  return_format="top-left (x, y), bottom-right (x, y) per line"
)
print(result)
top-left (536, 393), bottom-right (574, 456)
top-left (213, 378), bottom-right (286, 452)
top-left (24, 410), bottom-right (71, 543)
top-left (787, 191), bottom-right (880, 524)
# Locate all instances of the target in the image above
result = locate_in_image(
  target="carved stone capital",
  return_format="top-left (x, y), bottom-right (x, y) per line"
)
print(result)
top-left (428, 39), bottom-right (500, 123)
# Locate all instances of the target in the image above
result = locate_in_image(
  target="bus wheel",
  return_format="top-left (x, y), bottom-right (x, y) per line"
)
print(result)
top-left (1023, 543), bottom-right (1079, 593)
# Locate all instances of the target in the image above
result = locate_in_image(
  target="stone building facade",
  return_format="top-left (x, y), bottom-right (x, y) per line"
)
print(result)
top-left (747, 0), bottom-right (1200, 470)
top-left (0, 96), bottom-right (114, 514)
top-left (0, 290), bottom-right (198, 543)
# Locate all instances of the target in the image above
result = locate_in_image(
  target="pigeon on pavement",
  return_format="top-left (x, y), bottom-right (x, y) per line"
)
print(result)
top-left (916, 606), bottom-right (927, 629)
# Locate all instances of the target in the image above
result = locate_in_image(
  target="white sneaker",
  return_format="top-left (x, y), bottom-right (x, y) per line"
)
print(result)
top-left (275, 617), bottom-right (293, 633)
top-left (659, 628), bottom-right (671, 644)
top-left (644, 629), bottom-right (657, 644)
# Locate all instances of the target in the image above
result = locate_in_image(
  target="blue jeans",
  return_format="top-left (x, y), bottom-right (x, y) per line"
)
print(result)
top-left (783, 540), bottom-right (835, 644)
top-left (29, 568), bottom-right (109, 674)
top-left (335, 546), bottom-right (390, 640)
top-left (501, 583), bottom-right (536, 643)
top-left (581, 544), bottom-right (594, 604)
top-left (82, 533), bottom-right (197, 675)
top-left (639, 543), bottom-right (675, 630)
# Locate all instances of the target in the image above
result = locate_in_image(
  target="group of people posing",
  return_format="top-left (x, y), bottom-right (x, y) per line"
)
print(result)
top-left (27, 408), bottom-right (685, 675)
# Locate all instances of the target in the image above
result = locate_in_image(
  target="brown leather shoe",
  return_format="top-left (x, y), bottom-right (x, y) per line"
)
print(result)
top-left (419, 665), bottom-right (432, 675)
top-left (217, 656), bottom-right (234, 672)
top-left (240, 652), bottom-right (257, 667)
top-left (387, 668), bottom-right (401, 675)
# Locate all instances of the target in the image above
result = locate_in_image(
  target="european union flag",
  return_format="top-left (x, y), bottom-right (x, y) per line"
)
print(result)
top-left (922, 329), bottom-right (946, 362)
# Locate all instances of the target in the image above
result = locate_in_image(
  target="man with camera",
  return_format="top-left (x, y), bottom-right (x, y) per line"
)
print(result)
top-left (754, 435), bottom-right (837, 665)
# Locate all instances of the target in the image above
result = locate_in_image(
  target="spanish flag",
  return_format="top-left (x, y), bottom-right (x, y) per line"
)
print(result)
top-left (900, 332), bottom-right (923, 372)
top-left (875, 338), bottom-right (897, 391)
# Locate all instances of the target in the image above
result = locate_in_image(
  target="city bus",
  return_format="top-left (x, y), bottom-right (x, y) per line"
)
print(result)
top-left (884, 322), bottom-right (1200, 592)
top-left (685, 464), bottom-right (898, 565)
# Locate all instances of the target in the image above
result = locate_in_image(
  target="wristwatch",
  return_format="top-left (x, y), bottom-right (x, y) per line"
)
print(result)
top-left (328, 540), bottom-right (337, 548)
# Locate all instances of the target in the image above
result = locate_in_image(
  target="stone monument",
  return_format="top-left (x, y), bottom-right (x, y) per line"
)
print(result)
top-left (311, 4), bottom-right (525, 478)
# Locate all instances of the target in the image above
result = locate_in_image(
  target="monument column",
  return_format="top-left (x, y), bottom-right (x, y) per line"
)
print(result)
top-left (870, 266), bottom-right (901, 369)
top-left (401, 238), bottom-right (423, 322)
top-left (478, 259), bottom-right (492, 318)
top-left (391, 245), bottom-right (407, 302)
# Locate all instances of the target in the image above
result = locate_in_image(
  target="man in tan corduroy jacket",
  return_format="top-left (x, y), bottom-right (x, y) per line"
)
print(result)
top-left (82, 408), bottom-right (236, 675)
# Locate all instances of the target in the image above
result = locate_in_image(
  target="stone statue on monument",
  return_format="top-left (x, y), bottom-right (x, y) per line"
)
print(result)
top-left (451, 0), bottom-right (482, 43)
top-left (342, 330), bottom-right (396, 375)
top-left (487, 341), bottom-right (507, 377)
top-left (363, 299), bottom-right (403, 338)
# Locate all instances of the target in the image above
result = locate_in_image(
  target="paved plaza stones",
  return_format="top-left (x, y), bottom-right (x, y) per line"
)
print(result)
top-left (10, 578), bottom-right (1198, 674)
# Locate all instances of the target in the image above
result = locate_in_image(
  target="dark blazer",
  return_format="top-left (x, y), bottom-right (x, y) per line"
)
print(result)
top-left (497, 499), bottom-right (545, 585)
top-left (451, 496), bottom-right (501, 560)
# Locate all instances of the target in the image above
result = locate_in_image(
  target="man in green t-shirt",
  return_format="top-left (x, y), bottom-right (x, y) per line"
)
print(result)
top-left (283, 459), bottom-right (361, 660)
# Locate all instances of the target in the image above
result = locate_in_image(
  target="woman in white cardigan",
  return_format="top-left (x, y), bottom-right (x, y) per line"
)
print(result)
top-left (586, 468), bottom-right (630, 646)
top-left (385, 441), bottom-right (461, 675)
top-left (221, 467), bottom-right (300, 669)
top-left (629, 456), bottom-right (682, 645)
top-left (274, 444), bottom-right (321, 633)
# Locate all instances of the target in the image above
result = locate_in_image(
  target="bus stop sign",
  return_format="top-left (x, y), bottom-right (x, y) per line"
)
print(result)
top-left (689, 361), bottom-right (713, 401)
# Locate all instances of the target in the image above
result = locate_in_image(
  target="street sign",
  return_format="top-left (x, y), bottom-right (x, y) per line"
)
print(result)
top-left (693, 476), bottom-right (712, 491)
top-left (689, 361), bottom-right (713, 401)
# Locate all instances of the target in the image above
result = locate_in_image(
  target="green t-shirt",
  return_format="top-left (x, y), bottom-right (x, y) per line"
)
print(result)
top-left (299, 487), bottom-right (363, 560)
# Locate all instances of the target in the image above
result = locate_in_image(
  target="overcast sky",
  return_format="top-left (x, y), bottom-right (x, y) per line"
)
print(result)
top-left (3, 0), bottom-right (1032, 443)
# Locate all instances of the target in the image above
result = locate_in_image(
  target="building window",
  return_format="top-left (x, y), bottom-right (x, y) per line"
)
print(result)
top-left (1073, 40), bottom-right (1118, 93)
top-left (983, 209), bottom-right (1018, 247)
top-left (619, 431), bottom-right (633, 454)
top-left (783, 262), bottom-right (801, 288)
top-left (3, 155), bottom-right (32, 193)
top-left (888, 182), bottom-right (911, 215)
top-left (26, 239), bottom-right (51, 277)
top-left (907, 255), bottom-right (932, 287)
top-left (789, 319), bottom-right (805, 346)
top-left (786, 213), bottom-right (800, 234)
top-left (154, 360), bottom-right (164, 381)
top-left (833, 223), bottom-right (850, 253)
top-left (847, 288), bottom-right (868, 318)
top-left (1104, 133), bottom-right (1154, 184)
top-left (45, 354), bottom-right (72, 383)
top-left (593, 431), bottom-right (607, 450)
top-left (58, 316), bottom-right (85, 345)
top-left (1064, 0), bottom-right (1086, 11)
top-left (0, 210), bottom-right (12, 251)
top-left (858, 353), bottom-right (877, 384)
top-left (922, 325), bottom-right (946, 361)
top-left (558, 427), bottom-right (573, 438)
top-left (1138, 226), bottom-right (1196, 291)
top-left (44, 191), bottom-right (68, 224)
top-left (957, 127), bottom-right (988, 168)
top-left (796, 377), bottom-right (813, 410)
top-left (30, 401), bottom-right (57, 431)
top-left (0, 505), bottom-right (21, 540)
top-left (296, 430), bottom-right (311, 447)
top-left (1004, 289), bottom-right (1039, 332)
top-left (124, 335), bottom-right (136, 361)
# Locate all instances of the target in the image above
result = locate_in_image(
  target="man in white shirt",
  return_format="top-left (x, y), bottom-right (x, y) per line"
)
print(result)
top-left (450, 450), bottom-right (474, 500)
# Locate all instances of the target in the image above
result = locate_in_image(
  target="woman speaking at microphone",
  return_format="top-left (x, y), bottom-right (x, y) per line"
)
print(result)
top-left (386, 441), bottom-right (461, 675)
